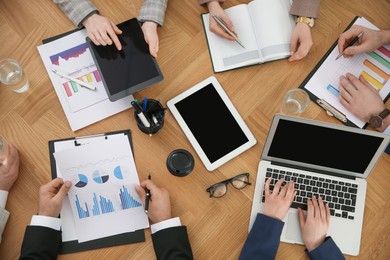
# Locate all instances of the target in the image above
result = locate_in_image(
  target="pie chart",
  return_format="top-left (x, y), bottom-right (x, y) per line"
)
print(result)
top-left (75, 173), bottom-right (88, 188)
top-left (114, 166), bottom-right (123, 180)
top-left (92, 170), bottom-right (109, 184)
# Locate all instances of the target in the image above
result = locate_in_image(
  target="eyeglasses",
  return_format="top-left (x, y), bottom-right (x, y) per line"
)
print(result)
top-left (206, 173), bottom-right (251, 198)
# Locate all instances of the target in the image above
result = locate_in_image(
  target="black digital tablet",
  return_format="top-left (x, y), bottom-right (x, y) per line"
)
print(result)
top-left (87, 18), bottom-right (163, 101)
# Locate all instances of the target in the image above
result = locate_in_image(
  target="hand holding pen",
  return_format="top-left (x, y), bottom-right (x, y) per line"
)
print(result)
top-left (135, 177), bottom-right (172, 224)
top-left (212, 15), bottom-right (245, 48)
top-left (337, 25), bottom-right (385, 59)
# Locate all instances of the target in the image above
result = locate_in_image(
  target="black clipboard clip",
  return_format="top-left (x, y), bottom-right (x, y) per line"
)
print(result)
top-left (74, 133), bottom-right (108, 146)
top-left (317, 99), bottom-right (348, 123)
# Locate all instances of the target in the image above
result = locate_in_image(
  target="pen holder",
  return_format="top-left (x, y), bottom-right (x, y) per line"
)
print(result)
top-left (134, 99), bottom-right (166, 135)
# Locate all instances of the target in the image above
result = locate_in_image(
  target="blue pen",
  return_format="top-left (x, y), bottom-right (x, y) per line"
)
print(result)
top-left (143, 97), bottom-right (147, 111)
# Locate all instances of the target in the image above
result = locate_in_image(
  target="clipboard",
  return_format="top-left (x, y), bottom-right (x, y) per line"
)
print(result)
top-left (48, 129), bottom-right (145, 254)
top-left (298, 16), bottom-right (390, 129)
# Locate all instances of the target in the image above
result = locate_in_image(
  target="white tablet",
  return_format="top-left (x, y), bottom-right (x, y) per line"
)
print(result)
top-left (167, 76), bottom-right (257, 171)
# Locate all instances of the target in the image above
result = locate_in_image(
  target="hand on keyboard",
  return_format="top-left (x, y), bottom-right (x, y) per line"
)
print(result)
top-left (298, 196), bottom-right (330, 252)
top-left (262, 178), bottom-right (296, 221)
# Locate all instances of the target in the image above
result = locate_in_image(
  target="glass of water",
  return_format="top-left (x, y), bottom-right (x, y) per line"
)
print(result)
top-left (280, 88), bottom-right (310, 116)
top-left (0, 58), bottom-right (30, 93)
top-left (0, 136), bottom-right (9, 164)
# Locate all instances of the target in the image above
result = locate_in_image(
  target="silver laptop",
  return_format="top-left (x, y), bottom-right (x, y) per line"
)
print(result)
top-left (249, 114), bottom-right (390, 256)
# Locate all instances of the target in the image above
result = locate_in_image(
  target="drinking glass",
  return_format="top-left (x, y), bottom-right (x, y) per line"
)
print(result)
top-left (0, 58), bottom-right (30, 93)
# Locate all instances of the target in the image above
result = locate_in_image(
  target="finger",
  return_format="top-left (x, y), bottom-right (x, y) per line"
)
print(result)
top-left (272, 178), bottom-right (284, 196)
top-left (345, 73), bottom-right (361, 90)
top-left (108, 23), bottom-right (122, 50)
top-left (279, 181), bottom-right (289, 197)
top-left (286, 181), bottom-right (295, 199)
top-left (140, 180), bottom-right (159, 196)
top-left (148, 39), bottom-right (159, 58)
top-left (318, 196), bottom-right (326, 220)
top-left (264, 178), bottom-right (272, 197)
top-left (135, 185), bottom-right (146, 202)
top-left (54, 181), bottom-right (72, 202)
top-left (111, 21), bottom-right (123, 35)
top-left (94, 32), bottom-right (106, 46)
top-left (89, 33), bottom-right (101, 46)
top-left (338, 26), bottom-right (360, 53)
top-left (338, 82), bottom-right (353, 104)
top-left (358, 75), bottom-right (377, 93)
top-left (339, 75), bottom-right (357, 95)
top-left (98, 30), bottom-right (113, 46)
top-left (325, 203), bottom-right (331, 224)
top-left (312, 196), bottom-right (320, 218)
top-left (210, 24), bottom-right (235, 41)
top-left (290, 42), bottom-right (311, 61)
top-left (306, 198), bottom-right (314, 219)
top-left (290, 33), bottom-right (298, 54)
top-left (298, 207), bottom-right (306, 230)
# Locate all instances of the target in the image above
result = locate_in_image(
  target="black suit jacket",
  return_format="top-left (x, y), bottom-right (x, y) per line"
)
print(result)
top-left (19, 226), bottom-right (61, 260)
top-left (19, 225), bottom-right (193, 260)
top-left (151, 226), bottom-right (193, 260)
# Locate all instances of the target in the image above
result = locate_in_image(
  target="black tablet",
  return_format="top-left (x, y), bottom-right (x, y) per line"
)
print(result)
top-left (87, 18), bottom-right (163, 101)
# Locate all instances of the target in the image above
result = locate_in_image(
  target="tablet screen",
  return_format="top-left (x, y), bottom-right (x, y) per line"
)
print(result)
top-left (87, 18), bottom-right (163, 101)
top-left (174, 83), bottom-right (249, 163)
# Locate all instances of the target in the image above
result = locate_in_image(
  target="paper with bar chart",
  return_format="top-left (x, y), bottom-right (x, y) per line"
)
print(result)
top-left (37, 29), bottom-right (133, 131)
top-left (303, 17), bottom-right (390, 128)
top-left (54, 136), bottom-right (148, 242)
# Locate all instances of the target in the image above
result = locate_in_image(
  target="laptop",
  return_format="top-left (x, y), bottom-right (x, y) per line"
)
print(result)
top-left (249, 114), bottom-right (390, 256)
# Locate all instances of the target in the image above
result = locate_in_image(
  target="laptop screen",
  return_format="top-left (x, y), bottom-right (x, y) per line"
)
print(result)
top-left (263, 116), bottom-right (389, 177)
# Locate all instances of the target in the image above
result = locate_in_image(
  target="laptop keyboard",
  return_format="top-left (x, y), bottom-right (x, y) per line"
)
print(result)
top-left (262, 167), bottom-right (358, 220)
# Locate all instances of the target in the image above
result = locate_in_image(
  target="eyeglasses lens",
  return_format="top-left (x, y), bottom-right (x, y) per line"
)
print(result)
top-left (210, 183), bottom-right (227, 198)
top-left (232, 174), bottom-right (248, 189)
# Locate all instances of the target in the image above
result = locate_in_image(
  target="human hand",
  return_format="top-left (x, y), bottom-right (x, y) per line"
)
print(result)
top-left (142, 21), bottom-right (159, 58)
top-left (135, 180), bottom-right (172, 224)
top-left (38, 178), bottom-right (72, 218)
top-left (262, 178), bottom-right (296, 221)
top-left (339, 73), bottom-right (385, 124)
top-left (337, 25), bottom-right (387, 58)
top-left (83, 14), bottom-right (123, 50)
top-left (298, 196), bottom-right (330, 251)
top-left (207, 1), bottom-right (235, 41)
top-left (289, 22), bottom-right (313, 61)
top-left (0, 143), bottom-right (19, 191)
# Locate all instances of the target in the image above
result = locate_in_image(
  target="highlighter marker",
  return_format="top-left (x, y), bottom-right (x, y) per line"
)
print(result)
top-left (131, 100), bottom-right (151, 127)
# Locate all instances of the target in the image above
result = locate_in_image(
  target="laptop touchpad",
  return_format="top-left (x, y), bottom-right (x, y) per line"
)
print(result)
top-left (286, 212), bottom-right (304, 243)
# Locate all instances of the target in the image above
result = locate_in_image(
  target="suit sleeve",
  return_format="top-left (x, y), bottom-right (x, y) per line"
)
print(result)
top-left (151, 226), bottom-right (193, 260)
top-left (239, 213), bottom-right (285, 260)
top-left (306, 236), bottom-right (345, 260)
top-left (19, 226), bottom-right (61, 260)
top-left (53, 0), bottom-right (98, 27)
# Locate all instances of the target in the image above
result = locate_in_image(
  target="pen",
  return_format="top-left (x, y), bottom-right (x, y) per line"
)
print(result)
top-left (143, 97), bottom-right (148, 111)
top-left (144, 174), bottom-right (151, 213)
top-left (212, 15), bottom-right (245, 48)
top-left (51, 68), bottom-right (96, 90)
top-left (336, 32), bottom-right (364, 60)
top-left (131, 100), bottom-right (151, 127)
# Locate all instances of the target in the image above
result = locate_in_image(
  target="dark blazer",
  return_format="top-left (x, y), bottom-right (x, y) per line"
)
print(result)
top-left (152, 226), bottom-right (193, 260)
top-left (19, 226), bottom-right (61, 260)
top-left (19, 225), bottom-right (193, 260)
top-left (239, 213), bottom-right (345, 260)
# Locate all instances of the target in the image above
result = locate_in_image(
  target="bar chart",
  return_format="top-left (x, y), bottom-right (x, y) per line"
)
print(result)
top-left (74, 185), bottom-right (142, 219)
top-left (326, 46), bottom-right (390, 98)
top-left (49, 42), bottom-right (108, 113)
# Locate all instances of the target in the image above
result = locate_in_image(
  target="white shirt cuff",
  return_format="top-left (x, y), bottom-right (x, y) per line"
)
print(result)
top-left (0, 190), bottom-right (8, 209)
top-left (383, 125), bottom-right (390, 135)
top-left (150, 217), bottom-right (181, 234)
top-left (30, 215), bottom-right (61, 231)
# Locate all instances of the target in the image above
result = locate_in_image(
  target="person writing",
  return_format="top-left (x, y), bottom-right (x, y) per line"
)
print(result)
top-left (0, 143), bottom-right (19, 243)
top-left (239, 178), bottom-right (344, 259)
top-left (19, 178), bottom-right (193, 260)
top-left (199, 0), bottom-right (320, 61)
top-left (338, 25), bottom-right (390, 147)
top-left (53, 0), bottom-right (168, 57)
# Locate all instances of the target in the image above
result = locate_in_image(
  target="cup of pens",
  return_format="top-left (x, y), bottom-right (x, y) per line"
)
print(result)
top-left (132, 98), bottom-right (166, 136)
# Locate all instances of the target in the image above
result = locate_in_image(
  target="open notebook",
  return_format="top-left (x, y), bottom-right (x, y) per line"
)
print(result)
top-left (201, 0), bottom-right (294, 72)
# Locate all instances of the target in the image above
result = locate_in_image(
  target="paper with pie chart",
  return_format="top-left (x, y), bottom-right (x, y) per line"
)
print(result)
top-left (54, 136), bottom-right (149, 242)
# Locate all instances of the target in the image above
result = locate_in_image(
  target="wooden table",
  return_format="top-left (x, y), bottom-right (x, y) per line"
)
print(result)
top-left (1, 0), bottom-right (389, 259)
